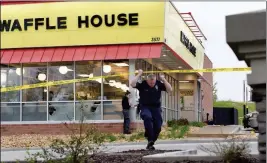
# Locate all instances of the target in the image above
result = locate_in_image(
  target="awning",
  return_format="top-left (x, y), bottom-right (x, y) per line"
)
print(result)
top-left (0, 43), bottom-right (163, 64)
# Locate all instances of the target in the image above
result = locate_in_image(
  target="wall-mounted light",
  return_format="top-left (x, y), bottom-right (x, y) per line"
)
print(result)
top-left (179, 81), bottom-right (190, 83)
top-left (16, 68), bottom-right (25, 76)
top-left (38, 73), bottom-right (46, 81)
top-left (113, 63), bottom-right (129, 67)
top-left (178, 66), bottom-right (183, 69)
top-left (103, 65), bottom-right (112, 73)
top-left (59, 66), bottom-right (68, 74)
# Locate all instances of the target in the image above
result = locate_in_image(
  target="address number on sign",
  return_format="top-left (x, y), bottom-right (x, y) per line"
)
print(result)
top-left (151, 37), bottom-right (160, 42)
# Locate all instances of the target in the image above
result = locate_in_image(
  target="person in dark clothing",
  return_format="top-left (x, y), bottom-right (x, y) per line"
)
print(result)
top-left (131, 70), bottom-right (172, 150)
top-left (122, 90), bottom-right (131, 134)
top-left (48, 91), bottom-right (56, 116)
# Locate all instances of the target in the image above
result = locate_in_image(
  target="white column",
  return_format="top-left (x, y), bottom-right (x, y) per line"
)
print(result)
top-left (128, 59), bottom-right (137, 122)
top-left (193, 79), bottom-right (199, 121)
top-left (177, 79), bottom-right (181, 119)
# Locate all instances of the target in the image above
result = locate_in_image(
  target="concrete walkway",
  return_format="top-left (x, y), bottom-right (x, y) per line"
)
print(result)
top-left (188, 125), bottom-right (243, 137)
top-left (1, 139), bottom-right (258, 162)
top-left (1, 137), bottom-right (257, 152)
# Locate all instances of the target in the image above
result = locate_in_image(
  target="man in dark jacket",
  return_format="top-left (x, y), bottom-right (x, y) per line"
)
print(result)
top-left (122, 90), bottom-right (131, 134)
top-left (130, 70), bottom-right (172, 150)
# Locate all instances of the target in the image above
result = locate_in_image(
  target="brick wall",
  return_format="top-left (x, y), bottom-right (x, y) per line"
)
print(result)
top-left (1, 122), bottom-right (143, 136)
top-left (201, 54), bottom-right (213, 121)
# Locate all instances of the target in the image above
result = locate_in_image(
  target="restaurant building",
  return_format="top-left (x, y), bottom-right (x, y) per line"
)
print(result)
top-left (0, 1), bottom-right (213, 135)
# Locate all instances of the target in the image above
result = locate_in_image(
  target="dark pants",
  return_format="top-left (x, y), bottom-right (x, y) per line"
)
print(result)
top-left (123, 109), bottom-right (130, 133)
top-left (140, 106), bottom-right (162, 142)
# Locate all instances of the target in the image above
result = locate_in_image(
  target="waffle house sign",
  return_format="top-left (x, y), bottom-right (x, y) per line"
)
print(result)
top-left (0, 2), bottom-right (165, 49)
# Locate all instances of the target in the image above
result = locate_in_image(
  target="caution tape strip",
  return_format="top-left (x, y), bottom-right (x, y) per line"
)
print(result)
top-left (0, 67), bottom-right (251, 93)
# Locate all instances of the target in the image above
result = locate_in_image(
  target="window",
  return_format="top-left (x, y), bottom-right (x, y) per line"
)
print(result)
top-left (22, 63), bottom-right (47, 121)
top-left (103, 60), bottom-right (129, 100)
top-left (48, 62), bottom-right (74, 101)
top-left (75, 61), bottom-right (101, 100)
top-left (48, 62), bottom-right (74, 121)
top-left (1, 103), bottom-right (20, 121)
top-left (75, 101), bottom-right (101, 121)
top-left (1, 64), bottom-right (21, 102)
top-left (103, 101), bottom-right (123, 120)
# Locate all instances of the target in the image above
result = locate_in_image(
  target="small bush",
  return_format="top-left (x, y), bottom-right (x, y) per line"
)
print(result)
top-left (177, 125), bottom-right (189, 138)
top-left (189, 121), bottom-right (206, 127)
top-left (198, 137), bottom-right (255, 163)
top-left (167, 118), bottom-right (189, 127)
top-left (105, 134), bottom-right (117, 142)
top-left (128, 131), bottom-right (144, 141)
top-left (25, 102), bottom-right (105, 163)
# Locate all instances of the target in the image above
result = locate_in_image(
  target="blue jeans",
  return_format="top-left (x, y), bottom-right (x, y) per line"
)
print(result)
top-left (140, 105), bottom-right (162, 142)
top-left (123, 110), bottom-right (130, 133)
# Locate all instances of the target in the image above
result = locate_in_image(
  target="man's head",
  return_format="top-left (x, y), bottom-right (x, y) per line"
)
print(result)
top-left (146, 74), bottom-right (157, 87)
top-left (125, 90), bottom-right (131, 98)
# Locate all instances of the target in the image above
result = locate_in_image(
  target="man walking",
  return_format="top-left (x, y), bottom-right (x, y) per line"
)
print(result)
top-left (122, 90), bottom-right (132, 134)
top-left (130, 70), bottom-right (172, 150)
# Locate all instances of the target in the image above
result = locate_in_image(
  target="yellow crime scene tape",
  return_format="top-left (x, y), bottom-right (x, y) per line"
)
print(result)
top-left (0, 67), bottom-right (251, 93)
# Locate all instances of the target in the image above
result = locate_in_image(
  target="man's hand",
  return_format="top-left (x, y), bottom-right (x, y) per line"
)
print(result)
top-left (159, 74), bottom-right (166, 81)
top-left (138, 69), bottom-right (143, 76)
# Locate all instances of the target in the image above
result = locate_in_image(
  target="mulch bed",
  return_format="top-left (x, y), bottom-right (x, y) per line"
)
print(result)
top-left (89, 150), bottom-right (259, 163)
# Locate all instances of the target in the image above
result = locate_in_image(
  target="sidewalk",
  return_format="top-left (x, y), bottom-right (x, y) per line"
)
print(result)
top-left (188, 125), bottom-right (244, 137)
top-left (1, 140), bottom-right (258, 162)
top-left (1, 137), bottom-right (257, 152)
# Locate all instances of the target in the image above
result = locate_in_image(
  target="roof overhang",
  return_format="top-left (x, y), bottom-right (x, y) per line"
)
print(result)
top-left (0, 43), bottom-right (163, 64)
top-left (226, 9), bottom-right (266, 65)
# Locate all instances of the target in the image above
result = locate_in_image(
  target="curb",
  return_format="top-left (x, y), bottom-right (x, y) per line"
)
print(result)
top-left (143, 152), bottom-right (259, 163)
top-left (1, 138), bottom-right (258, 152)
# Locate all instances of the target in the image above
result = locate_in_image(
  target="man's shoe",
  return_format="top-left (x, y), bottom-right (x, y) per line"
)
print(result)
top-left (146, 141), bottom-right (155, 150)
top-left (123, 131), bottom-right (132, 134)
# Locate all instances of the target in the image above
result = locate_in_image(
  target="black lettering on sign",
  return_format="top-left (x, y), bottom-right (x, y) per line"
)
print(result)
top-left (35, 18), bottom-right (44, 30)
top-left (0, 13), bottom-right (139, 32)
top-left (46, 17), bottom-right (56, 30)
top-left (91, 15), bottom-right (102, 27)
top-left (57, 17), bottom-right (67, 29)
top-left (151, 37), bottom-right (160, 42)
top-left (24, 18), bottom-right (33, 31)
top-left (104, 14), bottom-right (115, 27)
top-left (129, 13), bottom-right (138, 26)
top-left (78, 16), bottom-right (89, 28)
top-left (117, 13), bottom-right (127, 26)
top-left (11, 19), bottom-right (22, 31)
top-left (0, 19), bottom-right (12, 32)
top-left (180, 31), bottom-right (196, 57)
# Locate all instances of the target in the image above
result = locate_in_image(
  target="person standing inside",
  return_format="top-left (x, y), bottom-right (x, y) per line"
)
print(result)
top-left (122, 90), bottom-right (132, 134)
top-left (130, 69), bottom-right (172, 150)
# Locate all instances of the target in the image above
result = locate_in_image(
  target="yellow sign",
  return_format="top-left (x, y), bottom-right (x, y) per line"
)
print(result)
top-left (0, 67), bottom-right (251, 93)
top-left (0, 2), bottom-right (165, 49)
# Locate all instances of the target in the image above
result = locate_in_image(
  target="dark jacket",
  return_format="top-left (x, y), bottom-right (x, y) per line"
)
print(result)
top-left (122, 96), bottom-right (130, 110)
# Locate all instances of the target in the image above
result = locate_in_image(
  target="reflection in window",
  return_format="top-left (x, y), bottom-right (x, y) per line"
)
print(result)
top-left (1, 65), bottom-right (20, 102)
top-left (103, 60), bottom-right (129, 100)
top-left (75, 101), bottom-right (101, 120)
top-left (48, 102), bottom-right (74, 121)
top-left (22, 102), bottom-right (47, 121)
top-left (75, 61), bottom-right (101, 100)
top-left (1, 103), bottom-right (20, 121)
top-left (48, 63), bottom-right (74, 101)
top-left (22, 64), bottom-right (47, 102)
top-left (103, 101), bottom-right (123, 120)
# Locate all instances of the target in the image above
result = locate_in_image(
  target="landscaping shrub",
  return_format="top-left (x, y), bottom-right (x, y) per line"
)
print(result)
top-left (189, 121), bottom-right (206, 127)
top-left (25, 102), bottom-right (106, 163)
top-left (167, 118), bottom-right (189, 127)
top-left (198, 137), bottom-right (255, 163)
